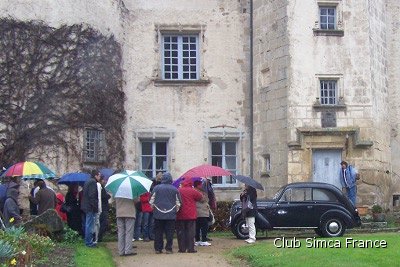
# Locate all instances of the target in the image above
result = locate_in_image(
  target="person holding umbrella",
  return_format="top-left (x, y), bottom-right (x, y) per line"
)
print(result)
top-left (176, 178), bottom-right (203, 253)
top-left (105, 170), bottom-right (153, 256)
top-left (115, 195), bottom-right (138, 256)
top-left (81, 170), bottom-right (101, 248)
top-left (240, 184), bottom-right (257, 244)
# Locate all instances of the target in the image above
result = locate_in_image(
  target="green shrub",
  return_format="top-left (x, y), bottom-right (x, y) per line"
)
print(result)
top-left (372, 204), bottom-right (383, 213)
top-left (107, 206), bottom-right (117, 234)
top-left (0, 226), bottom-right (55, 266)
top-left (62, 226), bottom-right (80, 244)
top-left (0, 239), bottom-right (16, 263)
top-left (211, 201), bottom-right (233, 232)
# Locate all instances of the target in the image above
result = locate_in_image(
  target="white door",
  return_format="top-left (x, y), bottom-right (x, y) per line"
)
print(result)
top-left (312, 149), bottom-right (342, 189)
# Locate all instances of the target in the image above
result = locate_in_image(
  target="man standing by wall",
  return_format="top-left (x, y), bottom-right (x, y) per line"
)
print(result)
top-left (81, 170), bottom-right (101, 247)
top-left (340, 161), bottom-right (359, 206)
top-left (28, 180), bottom-right (56, 215)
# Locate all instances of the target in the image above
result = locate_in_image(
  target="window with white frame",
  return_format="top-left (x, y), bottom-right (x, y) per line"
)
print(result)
top-left (84, 129), bottom-right (105, 162)
top-left (210, 141), bottom-right (237, 186)
top-left (162, 34), bottom-right (199, 80)
top-left (319, 6), bottom-right (336, 30)
top-left (140, 141), bottom-right (168, 178)
top-left (320, 79), bottom-right (338, 105)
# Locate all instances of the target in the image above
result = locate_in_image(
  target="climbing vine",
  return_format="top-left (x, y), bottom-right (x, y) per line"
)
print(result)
top-left (0, 18), bottom-right (126, 168)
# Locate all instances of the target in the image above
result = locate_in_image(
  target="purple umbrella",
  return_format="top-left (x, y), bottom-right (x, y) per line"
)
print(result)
top-left (172, 177), bottom-right (203, 188)
top-left (100, 168), bottom-right (115, 181)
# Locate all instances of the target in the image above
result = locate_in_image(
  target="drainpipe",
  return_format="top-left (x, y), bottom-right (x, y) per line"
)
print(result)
top-left (249, 0), bottom-right (254, 178)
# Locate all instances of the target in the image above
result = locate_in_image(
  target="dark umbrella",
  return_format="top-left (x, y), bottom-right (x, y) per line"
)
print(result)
top-left (233, 175), bottom-right (264, 190)
top-left (57, 172), bottom-right (90, 186)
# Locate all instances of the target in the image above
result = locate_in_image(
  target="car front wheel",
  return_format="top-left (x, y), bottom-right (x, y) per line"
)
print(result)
top-left (320, 217), bottom-right (346, 237)
top-left (232, 218), bottom-right (249, 240)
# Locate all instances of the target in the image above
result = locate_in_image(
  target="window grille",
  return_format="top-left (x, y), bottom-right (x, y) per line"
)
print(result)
top-left (162, 35), bottom-right (199, 80)
top-left (320, 6), bottom-right (336, 30)
top-left (140, 141), bottom-right (168, 178)
top-left (320, 80), bottom-right (337, 105)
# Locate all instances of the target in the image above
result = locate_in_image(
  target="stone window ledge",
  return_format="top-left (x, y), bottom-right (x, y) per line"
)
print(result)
top-left (313, 29), bottom-right (344, 37)
top-left (213, 186), bottom-right (242, 191)
top-left (154, 79), bottom-right (210, 87)
top-left (313, 103), bottom-right (346, 110)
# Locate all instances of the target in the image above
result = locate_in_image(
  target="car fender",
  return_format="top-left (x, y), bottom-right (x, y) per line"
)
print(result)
top-left (320, 209), bottom-right (353, 226)
top-left (255, 211), bottom-right (272, 229)
top-left (231, 211), bottom-right (272, 230)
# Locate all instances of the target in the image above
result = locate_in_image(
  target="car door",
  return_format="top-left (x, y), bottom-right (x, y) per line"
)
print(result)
top-left (310, 188), bottom-right (343, 224)
top-left (270, 187), bottom-right (316, 227)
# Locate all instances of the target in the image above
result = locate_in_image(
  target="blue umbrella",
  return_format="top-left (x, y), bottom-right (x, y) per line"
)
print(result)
top-left (58, 172), bottom-right (90, 186)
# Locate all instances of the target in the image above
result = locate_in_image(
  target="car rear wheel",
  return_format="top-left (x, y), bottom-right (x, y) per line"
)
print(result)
top-left (320, 217), bottom-right (346, 237)
top-left (232, 218), bottom-right (249, 239)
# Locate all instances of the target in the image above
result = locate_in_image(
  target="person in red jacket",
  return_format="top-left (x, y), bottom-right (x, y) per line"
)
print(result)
top-left (55, 192), bottom-right (67, 222)
top-left (140, 192), bottom-right (153, 241)
top-left (176, 179), bottom-right (204, 253)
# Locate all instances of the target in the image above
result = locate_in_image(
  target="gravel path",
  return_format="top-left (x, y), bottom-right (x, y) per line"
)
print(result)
top-left (107, 236), bottom-right (249, 267)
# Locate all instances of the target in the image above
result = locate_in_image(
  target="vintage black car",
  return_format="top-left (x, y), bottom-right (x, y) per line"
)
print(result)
top-left (228, 182), bottom-right (361, 239)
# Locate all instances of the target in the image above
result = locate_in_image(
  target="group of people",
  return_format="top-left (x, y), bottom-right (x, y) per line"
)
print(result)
top-left (1, 160), bottom-right (359, 255)
top-left (115, 172), bottom-right (216, 256)
top-left (0, 169), bottom-right (111, 250)
top-left (0, 177), bottom-right (60, 228)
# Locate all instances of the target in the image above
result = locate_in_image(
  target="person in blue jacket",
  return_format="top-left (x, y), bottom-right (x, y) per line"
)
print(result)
top-left (339, 161), bottom-right (359, 206)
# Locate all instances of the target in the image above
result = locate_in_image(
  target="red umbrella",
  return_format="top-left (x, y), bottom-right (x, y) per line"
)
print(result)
top-left (180, 164), bottom-right (232, 179)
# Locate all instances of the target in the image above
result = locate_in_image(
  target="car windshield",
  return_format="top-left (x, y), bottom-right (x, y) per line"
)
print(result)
top-left (272, 185), bottom-right (286, 200)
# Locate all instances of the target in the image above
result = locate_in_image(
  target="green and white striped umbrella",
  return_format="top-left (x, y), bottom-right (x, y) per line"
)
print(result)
top-left (105, 170), bottom-right (153, 199)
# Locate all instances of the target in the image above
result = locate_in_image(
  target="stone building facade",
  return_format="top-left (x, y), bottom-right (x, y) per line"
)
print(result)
top-left (252, 0), bottom-right (400, 210)
top-left (1, 0), bottom-right (400, 208)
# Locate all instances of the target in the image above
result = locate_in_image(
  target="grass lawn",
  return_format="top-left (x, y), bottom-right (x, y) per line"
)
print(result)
top-left (228, 233), bottom-right (399, 267)
top-left (74, 242), bottom-right (115, 267)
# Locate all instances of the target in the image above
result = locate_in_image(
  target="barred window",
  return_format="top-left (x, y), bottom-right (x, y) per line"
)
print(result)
top-left (320, 80), bottom-right (338, 105)
top-left (84, 129), bottom-right (105, 162)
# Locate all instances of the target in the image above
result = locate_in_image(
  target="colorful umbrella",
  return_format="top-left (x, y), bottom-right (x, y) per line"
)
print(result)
top-left (1, 161), bottom-right (56, 180)
top-left (57, 172), bottom-right (90, 186)
top-left (105, 170), bottom-right (153, 199)
top-left (180, 164), bottom-right (232, 179)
